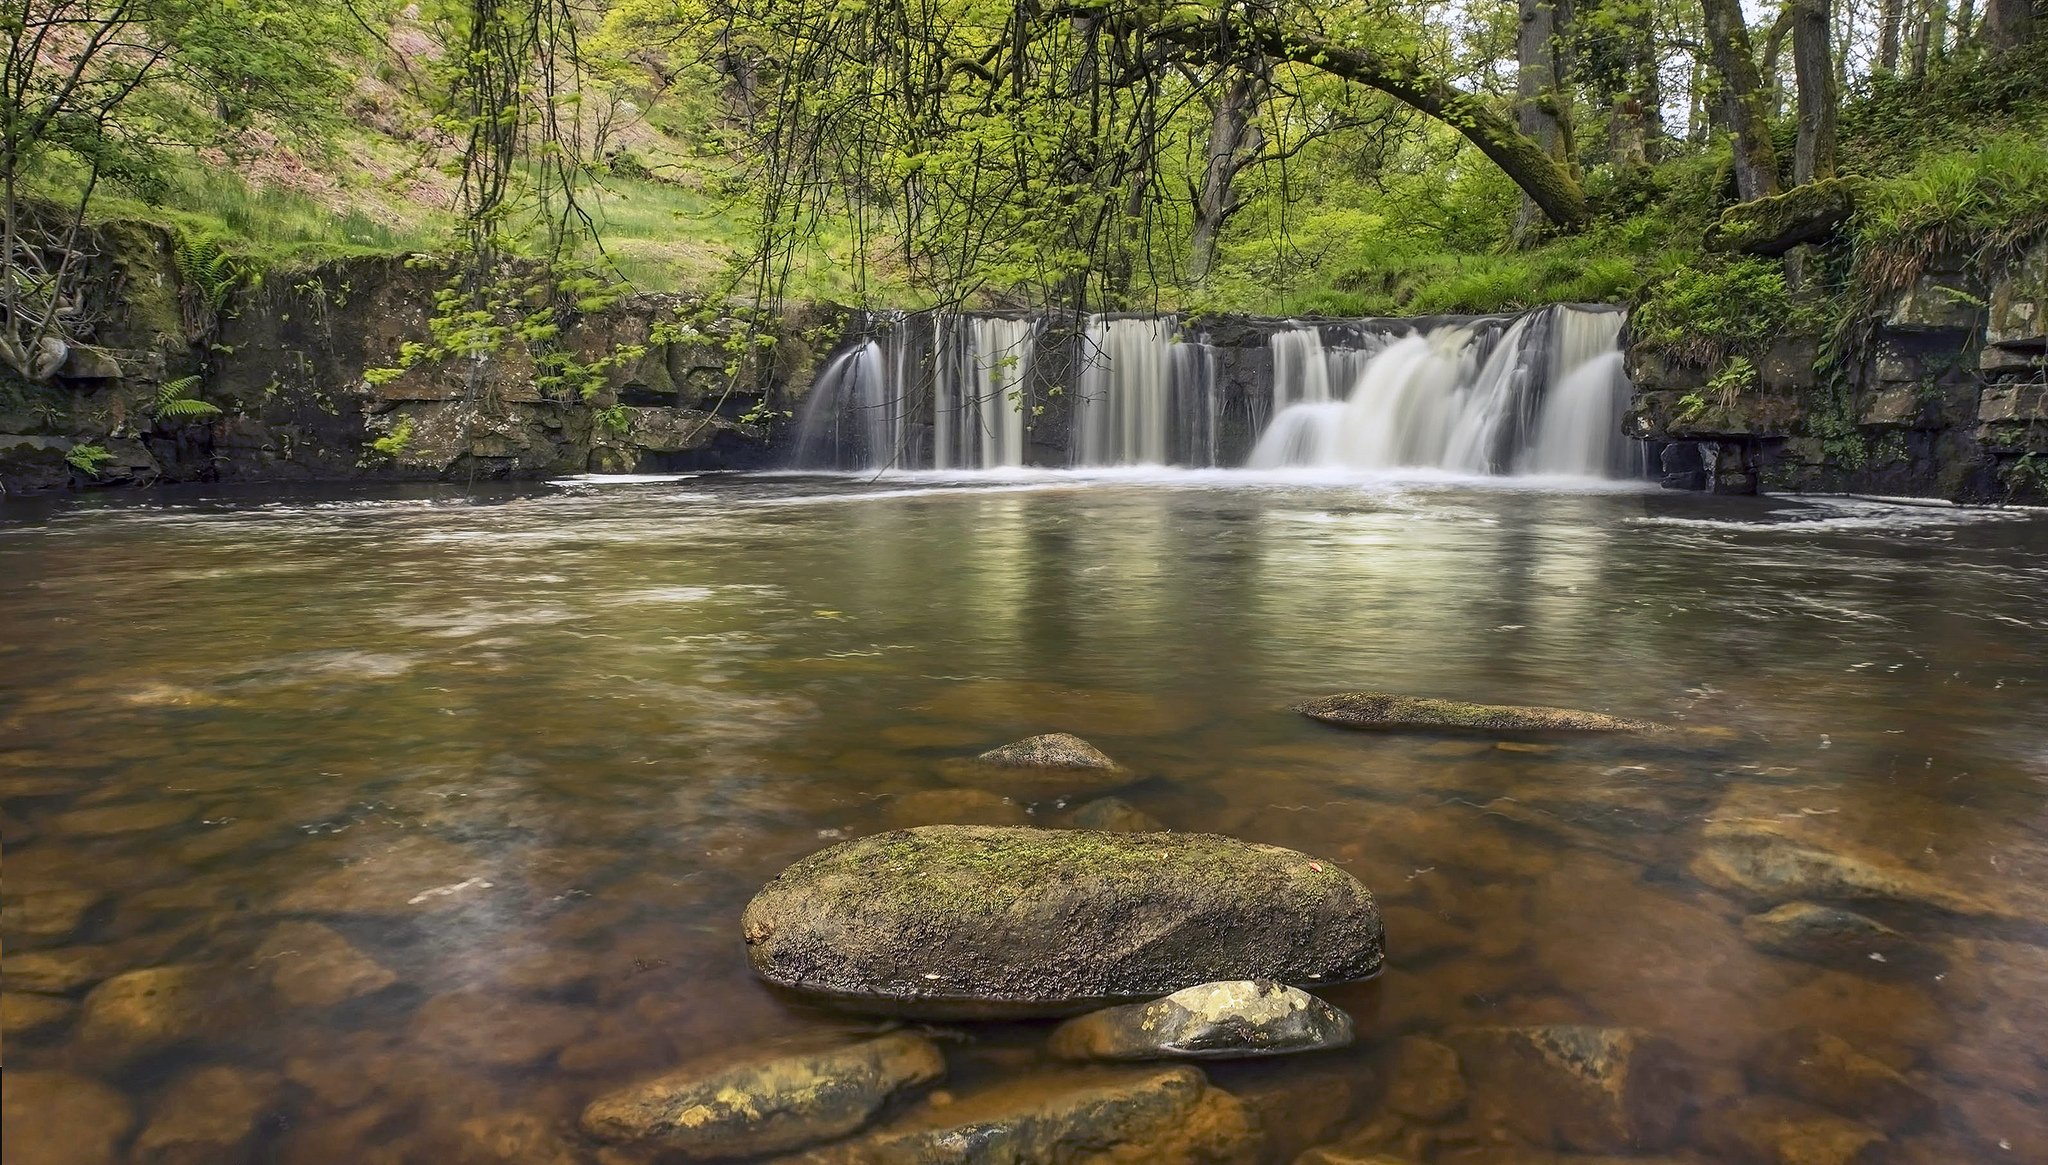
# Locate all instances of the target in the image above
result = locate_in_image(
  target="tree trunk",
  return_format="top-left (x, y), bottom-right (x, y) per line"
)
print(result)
top-left (1981, 0), bottom-right (2037, 46)
top-left (1513, 0), bottom-right (1574, 240)
top-left (1879, 0), bottom-right (1906, 69)
top-left (1701, 0), bottom-right (1783, 200)
top-left (1189, 67), bottom-right (1264, 284)
top-left (1792, 0), bottom-right (1838, 183)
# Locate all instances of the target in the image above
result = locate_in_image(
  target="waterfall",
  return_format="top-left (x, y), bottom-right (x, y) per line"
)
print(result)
top-left (1247, 306), bottom-right (1634, 478)
top-left (1074, 316), bottom-right (1177, 466)
top-left (790, 334), bottom-right (903, 470)
top-left (1272, 326), bottom-right (1337, 408)
top-left (935, 317), bottom-right (1036, 469)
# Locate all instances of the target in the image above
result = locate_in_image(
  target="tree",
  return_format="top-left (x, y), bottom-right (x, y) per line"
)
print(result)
top-left (1790, 0), bottom-right (1835, 184)
top-left (1187, 62), bottom-right (1264, 283)
top-left (1512, 0), bottom-right (1574, 239)
top-left (1980, 0), bottom-right (2037, 46)
top-left (1699, 0), bottom-right (1781, 200)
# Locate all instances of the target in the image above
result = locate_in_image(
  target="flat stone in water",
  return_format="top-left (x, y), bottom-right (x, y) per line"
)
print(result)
top-left (0, 1070), bottom-right (135, 1165)
top-left (742, 825), bottom-right (1383, 1017)
top-left (75, 964), bottom-right (236, 1063)
top-left (254, 921), bottom-right (398, 1007)
top-left (1049, 980), bottom-right (1353, 1061)
top-left (580, 1033), bottom-right (944, 1159)
top-left (1064, 795), bottom-right (1167, 833)
top-left (132, 1065), bottom-right (281, 1165)
top-left (409, 988), bottom-right (589, 1068)
top-left (1446, 1025), bottom-right (1692, 1154)
top-left (1740, 902), bottom-right (1923, 968)
top-left (1295, 692), bottom-right (1673, 735)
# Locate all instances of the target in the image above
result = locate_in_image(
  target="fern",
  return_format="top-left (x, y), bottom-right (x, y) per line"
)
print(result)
top-left (151, 375), bottom-right (223, 423)
top-left (65, 444), bottom-right (116, 474)
top-left (173, 238), bottom-right (243, 312)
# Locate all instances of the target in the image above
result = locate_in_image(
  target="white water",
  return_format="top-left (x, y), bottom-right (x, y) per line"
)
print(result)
top-left (1248, 306), bottom-right (1633, 478)
top-left (1074, 317), bottom-right (1176, 466)
top-left (936, 317), bottom-right (1036, 469)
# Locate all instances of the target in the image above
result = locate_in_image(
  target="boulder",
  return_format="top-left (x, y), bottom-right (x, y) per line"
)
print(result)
top-left (1049, 980), bottom-right (1353, 1061)
top-left (743, 826), bottom-right (1383, 1017)
top-left (1064, 796), bottom-right (1167, 833)
top-left (976, 732), bottom-right (1121, 770)
top-left (132, 1065), bottom-right (281, 1165)
top-left (75, 965), bottom-right (235, 1062)
top-left (2, 991), bottom-right (74, 1038)
top-left (1703, 178), bottom-right (1864, 257)
top-left (0, 1069), bottom-right (135, 1165)
top-left (1750, 1029), bottom-right (1934, 1133)
top-left (1445, 1026), bottom-right (1692, 1154)
top-left (3, 887), bottom-right (101, 941)
top-left (782, 1065), bottom-right (1257, 1165)
top-left (1740, 902), bottom-right (1928, 969)
top-left (1698, 1096), bottom-right (1888, 1165)
top-left (945, 733), bottom-right (1131, 800)
top-left (580, 1033), bottom-right (944, 1159)
top-left (1383, 1035), bottom-right (1466, 1122)
top-left (253, 921), bottom-right (397, 1007)
top-left (1294, 693), bottom-right (1672, 736)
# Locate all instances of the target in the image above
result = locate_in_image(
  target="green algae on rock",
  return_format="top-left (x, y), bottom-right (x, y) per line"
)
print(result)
top-left (742, 825), bottom-right (1383, 1017)
top-left (1294, 692), bottom-right (1674, 735)
top-left (579, 1033), bottom-right (945, 1159)
top-left (1049, 980), bottom-right (1354, 1061)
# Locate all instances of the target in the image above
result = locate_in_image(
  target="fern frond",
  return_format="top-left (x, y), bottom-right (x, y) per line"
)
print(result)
top-left (155, 375), bottom-right (202, 407)
top-left (156, 398), bottom-right (223, 422)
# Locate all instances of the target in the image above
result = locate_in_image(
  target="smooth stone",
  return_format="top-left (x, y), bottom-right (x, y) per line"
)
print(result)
top-left (2, 991), bottom-right (75, 1038)
top-left (3, 888), bottom-right (101, 941)
top-left (1699, 1096), bottom-right (1888, 1165)
top-left (976, 732), bottom-right (1121, 770)
top-left (1741, 902), bottom-right (1929, 970)
top-left (878, 788), bottom-right (1029, 828)
top-left (1064, 796), bottom-right (1166, 833)
top-left (133, 1065), bottom-right (281, 1165)
top-left (1050, 980), bottom-right (1353, 1061)
top-left (580, 1033), bottom-right (944, 1158)
top-left (409, 989), bottom-right (589, 1068)
top-left (1219, 1059), bottom-right (1370, 1162)
top-left (252, 921), bottom-right (397, 1007)
top-left (743, 825), bottom-right (1383, 1017)
top-left (1695, 822), bottom-right (2011, 918)
top-left (75, 964), bottom-right (232, 1061)
top-left (274, 834), bottom-right (498, 915)
top-left (49, 799), bottom-right (195, 837)
top-left (1384, 1035), bottom-right (1466, 1122)
top-left (782, 1065), bottom-right (1255, 1165)
top-left (1445, 1025), bottom-right (1692, 1154)
top-left (2, 1071), bottom-right (135, 1165)
top-left (1750, 1029), bottom-right (1935, 1133)
top-left (7, 943), bottom-right (152, 995)
top-left (1294, 693), bottom-right (1673, 735)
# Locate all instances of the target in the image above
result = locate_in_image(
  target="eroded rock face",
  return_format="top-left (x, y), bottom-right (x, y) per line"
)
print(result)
top-left (742, 826), bottom-right (1383, 1017)
top-left (580, 1033), bottom-right (944, 1159)
top-left (0, 1070), bottom-right (136, 1165)
top-left (1445, 1025), bottom-right (1692, 1154)
top-left (1294, 693), bottom-right (1672, 736)
top-left (1050, 980), bottom-right (1353, 1061)
top-left (783, 1065), bottom-right (1257, 1165)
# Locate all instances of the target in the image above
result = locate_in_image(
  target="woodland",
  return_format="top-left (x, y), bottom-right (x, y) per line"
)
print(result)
top-left (3, 0), bottom-right (2046, 387)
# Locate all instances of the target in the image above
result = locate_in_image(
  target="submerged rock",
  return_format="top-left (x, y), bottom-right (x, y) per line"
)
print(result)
top-left (1699, 1096), bottom-right (1888, 1165)
top-left (1384, 1035), bottom-right (1466, 1123)
top-left (0, 1070), bottom-right (135, 1165)
top-left (75, 964), bottom-right (234, 1062)
top-left (743, 825), bottom-right (1383, 1017)
top-left (1050, 980), bottom-right (1353, 1061)
top-left (133, 1065), bottom-right (281, 1165)
top-left (1740, 902), bottom-right (1928, 969)
top-left (784, 1065), bottom-right (1256, 1165)
top-left (877, 788), bottom-right (1029, 828)
top-left (1294, 693), bottom-right (1673, 736)
top-left (253, 921), bottom-right (397, 1007)
top-left (1751, 1029), bottom-right (1934, 1133)
top-left (2, 991), bottom-right (74, 1039)
top-left (1695, 821), bottom-right (2013, 918)
top-left (580, 1033), bottom-right (944, 1159)
top-left (1064, 795), bottom-right (1167, 833)
top-left (945, 733), bottom-right (1131, 800)
top-left (1446, 1025), bottom-right (1692, 1154)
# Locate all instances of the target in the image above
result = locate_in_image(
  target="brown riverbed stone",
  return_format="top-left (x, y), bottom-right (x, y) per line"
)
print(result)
top-left (877, 787), bottom-right (1030, 828)
top-left (1698, 1095), bottom-right (1888, 1165)
top-left (1, 1069), bottom-right (136, 1165)
top-left (1064, 795), bottom-right (1167, 833)
top-left (274, 832), bottom-right (499, 915)
top-left (133, 1065), bottom-right (282, 1165)
top-left (580, 1033), bottom-right (945, 1158)
top-left (75, 964), bottom-right (237, 1062)
top-left (1446, 1025), bottom-right (1692, 1154)
top-left (3, 887), bottom-right (101, 942)
top-left (252, 920), bottom-right (398, 1007)
top-left (2, 990), bottom-right (74, 1039)
top-left (410, 989), bottom-right (591, 1069)
top-left (5, 937), bottom-right (176, 994)
top-left (1385, 1035), bottom-right (1466, 1122)
top-left (1750, 1028), bottom-right (1935, 1133)
top-left (49, 799), bottom-right (195, 837)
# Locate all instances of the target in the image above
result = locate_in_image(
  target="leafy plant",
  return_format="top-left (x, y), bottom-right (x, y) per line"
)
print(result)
top-left (370, 415), bottom-right (415, 460)
top-left (151, 375), bottom-right (223, 423)
top-left (595, 403), bottom-right (632, 434)
top-left (65, 443), bottom-right (116, 475)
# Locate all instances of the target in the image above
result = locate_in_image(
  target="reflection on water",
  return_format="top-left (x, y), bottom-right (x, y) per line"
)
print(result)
top-left (3, 472), bottom-right (2047, 1163)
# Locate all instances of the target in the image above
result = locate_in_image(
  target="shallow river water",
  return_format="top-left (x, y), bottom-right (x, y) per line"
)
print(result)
top-left (4, 471), bottom-right (2047, 1164)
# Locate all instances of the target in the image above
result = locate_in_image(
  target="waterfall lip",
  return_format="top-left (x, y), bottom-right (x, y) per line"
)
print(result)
top-left (762, 465), bottom-right (1656, 494)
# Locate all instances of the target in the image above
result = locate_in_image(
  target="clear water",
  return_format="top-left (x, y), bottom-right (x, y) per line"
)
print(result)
top-left (4, 472), bottom-right (2046, 1162)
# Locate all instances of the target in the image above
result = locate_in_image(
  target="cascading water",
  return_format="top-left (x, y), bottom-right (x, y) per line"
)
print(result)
top-left (1247, 305), bottom-right (1635, 477)
top-left (789, 303), bottom-right (1641, 478)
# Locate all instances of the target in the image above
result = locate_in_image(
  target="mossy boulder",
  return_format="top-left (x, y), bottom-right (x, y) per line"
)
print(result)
top-left (1704, 178), bottom-right (1866, 257)
top-left (580, 1033), bottom-right (944, 1159)
top-left (742, 826), bottom-right (1383, 1017)
top-left (1049, 980), bottom-right (1354, 1061)
top-left (1294, 692), bottom-right (1671, 736)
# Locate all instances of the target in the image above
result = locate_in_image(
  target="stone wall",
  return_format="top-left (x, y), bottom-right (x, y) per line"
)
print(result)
top-left (1627, 234), bottom-right (2048, 504)
top-left (0, 222), bottom-right (845, 495)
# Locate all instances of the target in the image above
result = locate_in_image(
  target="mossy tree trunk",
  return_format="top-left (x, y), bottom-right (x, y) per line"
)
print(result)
top-left (1701, 0), bottom-right (1783, 201)
top-left (1189, 65), bottom-right (1267, 285)
top-left (1513, 0), bottom-right (1577, 241)
top-left (1981, 0), bottom-right (2038, 46)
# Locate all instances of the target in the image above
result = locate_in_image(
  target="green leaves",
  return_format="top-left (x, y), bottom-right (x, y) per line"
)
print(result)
top-left (150, 376), bottom-right (224, 424)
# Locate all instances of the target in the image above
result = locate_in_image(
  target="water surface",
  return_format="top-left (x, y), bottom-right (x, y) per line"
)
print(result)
top-left (4, 472), bottom-right (2046, 1162)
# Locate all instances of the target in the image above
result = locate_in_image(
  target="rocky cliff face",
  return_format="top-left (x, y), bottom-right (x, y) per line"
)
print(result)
top-left (1628, 232), bottom-right (2048, 504)
top-left (0, 222), bottom-right (844, 495)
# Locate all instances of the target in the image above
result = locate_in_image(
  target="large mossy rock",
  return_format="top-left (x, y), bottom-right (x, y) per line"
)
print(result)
top-left (1703, 178), bottom-right (1866, 257)
top-left (742, 826), bottom-right (1383, 1017)
top-left (1294, 692), bottom-right (1671, 736)
top-left (580, 1034), bottom-right (945, 1159)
